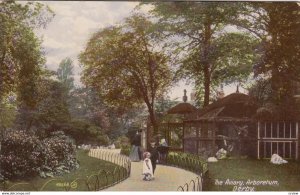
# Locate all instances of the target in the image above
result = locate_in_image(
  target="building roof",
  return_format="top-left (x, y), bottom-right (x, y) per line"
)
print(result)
top-left (195, 93), bottom-right (257, 122)
top-left (184, 117), bottom-right (253, 123)
top-left (167, 102), bottom-right (197, 114)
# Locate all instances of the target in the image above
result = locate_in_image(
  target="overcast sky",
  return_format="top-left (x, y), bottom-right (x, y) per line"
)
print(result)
top-left (35, 1), bottom-right (238, 101)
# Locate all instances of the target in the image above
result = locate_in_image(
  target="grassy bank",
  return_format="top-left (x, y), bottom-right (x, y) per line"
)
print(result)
top-left (3, 150), bottom-right (120, 191)
top-left (206, 159), bottom-right (300, 191)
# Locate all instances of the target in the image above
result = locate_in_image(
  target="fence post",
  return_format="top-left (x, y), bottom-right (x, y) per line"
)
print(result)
top-left (177, 186), bottom-right (184, 191)
top-left (189, 180), bottom-right (195, 191)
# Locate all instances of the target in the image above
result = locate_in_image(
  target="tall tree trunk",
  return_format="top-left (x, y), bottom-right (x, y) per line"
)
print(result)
top-left (203, 65), bottom-right (211, 107)
top-left (144, 99), bottom-right (157, 140)
top-left (202, 19), bottom-right (212, 107)
top-left (148, 104), bottom-right (157, 135)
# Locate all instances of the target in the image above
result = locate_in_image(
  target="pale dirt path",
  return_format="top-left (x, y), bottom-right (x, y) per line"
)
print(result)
top-left (105, 161), bottom-right (198, 191)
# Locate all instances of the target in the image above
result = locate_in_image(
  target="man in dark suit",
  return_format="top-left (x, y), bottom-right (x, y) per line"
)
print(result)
top-left (148, 140), bottom-right (159, 176)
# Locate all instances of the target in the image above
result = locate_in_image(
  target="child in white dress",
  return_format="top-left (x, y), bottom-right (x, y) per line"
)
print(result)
top-left (142, 152), bottom-right (153, 181)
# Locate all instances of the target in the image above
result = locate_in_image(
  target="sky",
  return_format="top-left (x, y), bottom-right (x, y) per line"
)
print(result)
top-left (36, 1), bottom-right (239, 101)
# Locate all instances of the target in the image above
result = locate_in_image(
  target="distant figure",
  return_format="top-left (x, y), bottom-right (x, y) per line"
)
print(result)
top-left (148, 140), bottom-right (159, 175)
top-left (142, 152), bottom-right (153, 181)
top-left (129, 130), bottom-right (142, 161)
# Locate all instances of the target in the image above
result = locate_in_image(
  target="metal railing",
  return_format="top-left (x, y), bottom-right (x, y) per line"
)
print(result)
top-left (88, 149), bottom-right (131, 190)
top-left (165, 152), bottom-right (208, 191)
top-left (1, 149), bottom-right (131, 191)
top-left (176, 175), bottom-right (203, 191)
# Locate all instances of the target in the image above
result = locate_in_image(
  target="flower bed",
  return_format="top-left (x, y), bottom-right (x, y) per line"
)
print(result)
top-left (166, 152), bottom-right (208, 175)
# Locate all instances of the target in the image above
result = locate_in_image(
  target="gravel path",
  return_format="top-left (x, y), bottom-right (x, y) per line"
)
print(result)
top-left (105, 161), bottom-right (198, 191)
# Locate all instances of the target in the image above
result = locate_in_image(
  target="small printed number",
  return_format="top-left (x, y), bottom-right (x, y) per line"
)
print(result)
top-left (288, 193), bottom-right (298, 195)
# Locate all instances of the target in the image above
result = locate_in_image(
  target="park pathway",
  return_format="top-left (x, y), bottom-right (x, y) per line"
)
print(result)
top-left (105, 161), bottom-right (198, 191)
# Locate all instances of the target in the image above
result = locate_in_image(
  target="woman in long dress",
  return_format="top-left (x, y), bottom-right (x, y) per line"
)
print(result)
top-left (129, 131), bottom-right (141, 161)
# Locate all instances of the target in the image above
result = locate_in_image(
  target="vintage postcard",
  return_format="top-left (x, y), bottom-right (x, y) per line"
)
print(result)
top-left (0, 1), bottom-right (299, 193)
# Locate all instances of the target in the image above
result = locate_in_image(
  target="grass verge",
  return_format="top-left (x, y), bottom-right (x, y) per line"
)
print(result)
top-left (206, 159), bottom-right (300, 191)
top-left (3, 149), bottom-right (120, 191)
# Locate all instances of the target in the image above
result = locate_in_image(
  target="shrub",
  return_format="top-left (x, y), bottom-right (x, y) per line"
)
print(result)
top-left (63, 119), bottom-right (110, 146)
top-left (0, 130), bottom-right (79, 180)
top-left (39, 131), bottom-right (78, 177)
top-left (86, 126), bottom-right (110, 146)
top-left (114, 135), bottom-right (130, 149)
top-left (167, 152), bottom-right (208, 174)
top-left (0, 131), bottom-right (43, 179)
top-left (120, 147), bottom-right (131, 156)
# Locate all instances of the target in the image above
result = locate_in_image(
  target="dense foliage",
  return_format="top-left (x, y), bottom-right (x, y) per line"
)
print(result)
top-left (114, 135), bottom-right (130, 149)
top-left (0, 1), bottom-right (53, 106)
top-left (39, 131), bottom-right (78, 178)
top-left (57, 58), bottom-right (75, 96)
top-left (148, 2), bottom-right (259, 107)
top-left (80, 14), bottom-right (172, 133)
top-left (0, 1), bottom-right (54, 138)
top-left (239, 2), bottom-right (300, 118)
top-left (0, 131), bottom-right (42, 179)
top-left (0, 131), bottom-right (78, 180)
top-left (63, 119), bottom-right (110, 146)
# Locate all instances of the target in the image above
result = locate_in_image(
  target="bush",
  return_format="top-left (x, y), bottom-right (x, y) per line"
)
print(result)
top-left (39, 131), bottom-right (78, 177)
top-left (86, 126), bottom-right (110, 146)
top-left (0, 131), bottom-right (43, 179)
top-left (120, 147), bottom-right (131, 156)
top-left (114, 135), bottom-right (130, 149)
top-left (63, 119), bottom-right (110, 146)
top-left (0, 130), bottom-right (79, 180)
top-left (167, 152), bottom-right (208, 174)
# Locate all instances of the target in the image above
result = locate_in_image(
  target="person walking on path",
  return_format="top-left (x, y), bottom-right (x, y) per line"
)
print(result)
top-left (148, 140), bottom-right (159, 176)
top-left (142, 152), bottom-right (153, 181)
top-left (129, 130), bottom-right (142, 161)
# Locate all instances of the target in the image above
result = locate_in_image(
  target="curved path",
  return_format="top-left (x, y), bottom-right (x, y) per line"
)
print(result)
top-left (105, 161), bottom-right (198, 191)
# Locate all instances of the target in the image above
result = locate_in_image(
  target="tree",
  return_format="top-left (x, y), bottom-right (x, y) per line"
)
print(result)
top-left (79, 14), bottom-right (172, 133)
top-left (69, 86), bottom-right (144, 140)
top-left (0, 94), bottom-right (16, 139)
top-left (0, 1), bottom-right (54, 105)
top-left (35, 79), bottom-right (71, 132)
top-left (179, 32), bottom-right (259, 106)
top-left (107, 106), bottom-right (145, 139)
top-left (57, 57), bottom-right (75, 95)
top-left (69, 87), bottom-right (110, 132)
top-left (16, 76), bottom-right (70, 133)
top-left (247, 76), bottom-right (272, 106)
top-left (258, 3), bottom-right (299, 104)
top-left (0, 1), bottom-right (54, 135)
top-left (155, 95), bottom-right (178, 115)
top-left (236, 2), bottom-right (300, 117)
top-left (147, 2), bottom-right (259, 106)
top-left (65, 119), bottom-right (110, 145)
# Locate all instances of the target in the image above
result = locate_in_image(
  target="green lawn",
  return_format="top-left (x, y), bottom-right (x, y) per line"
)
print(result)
top-left (206, 159), bottom-right (300, 191)
top-left (4, 150), bottom-right (121, 191)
